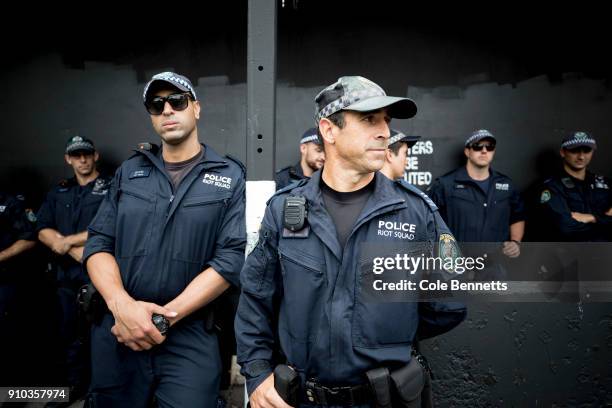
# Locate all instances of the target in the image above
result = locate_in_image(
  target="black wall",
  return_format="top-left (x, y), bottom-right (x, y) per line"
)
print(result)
top-left (2, 2), bottom-right (611, 405)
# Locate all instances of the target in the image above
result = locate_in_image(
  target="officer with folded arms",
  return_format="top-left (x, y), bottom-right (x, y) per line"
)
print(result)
top-left (37, 136), bottom-right (110, 400)
top-left (427, 130), bottom-right (525, 256)
top-left (539, 131), bottom-right (612, 241)
top-left (236, 76), bottom-right (466, 408)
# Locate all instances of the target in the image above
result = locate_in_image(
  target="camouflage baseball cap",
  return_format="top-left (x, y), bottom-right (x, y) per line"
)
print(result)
top-left (143, 71), bottom-right (197, 102)
top-left (314, 76), bottom-right (417, 122)
top-left (388, 129), bottom-right (421, 148)
top-left (561, 131), bottom-right (596, 150)
top-left (65, 135), bottom-right (95, 154)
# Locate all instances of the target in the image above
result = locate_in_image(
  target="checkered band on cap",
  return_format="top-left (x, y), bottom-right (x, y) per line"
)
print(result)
top-left (315, 76), bottom-right (387, 122)
top-left (388, 130), bottom-right (407, 146)
top-left (65, 135), bottom-right (95, 153)
top-left (143, 72), bottom-right (197, 101)
top-left (465, 129), bottom-right (495, 146)
top-left (561, 131), bottom-right (596, 149)
top-left (300, 134), bottom-right (319, 144)
top-left (316, 88), bottom-right (385, 122)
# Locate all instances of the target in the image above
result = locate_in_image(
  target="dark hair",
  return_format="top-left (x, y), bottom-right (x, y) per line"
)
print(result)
top-left (316, 111), bottom-right (345, 146)
top-left (389, 140), bottom-right (410, 155)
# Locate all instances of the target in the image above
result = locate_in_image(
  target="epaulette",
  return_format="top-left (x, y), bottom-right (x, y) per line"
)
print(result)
top-left (225, 154), bottom-right (246, 177)
top-left (267, 178), bottom-right (309, 205)
top-left (396, 180), bottom-right (438, 212)
top-left (58, 179), bottom-right (71, 188)
top-left (136, 142), bottom-right (159, 154)
top-left (275, 165), bottom-right (292, 175)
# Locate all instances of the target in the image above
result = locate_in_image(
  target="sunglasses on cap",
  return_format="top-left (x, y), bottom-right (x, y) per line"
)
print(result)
top-left (145, 93), bottom-right (192, 115)
top-left (470, 143), bottom-right (496, 152)
top-left (565, 146), bottom-right (593, 154)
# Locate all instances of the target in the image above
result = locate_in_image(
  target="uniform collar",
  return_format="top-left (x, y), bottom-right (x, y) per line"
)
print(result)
top-left (290, 170), bottom-right (406, 262)
top-left (454, 166), bottom-right (501, 183)
top-left (290, 162), bottom-right (305, 178)
top-left (135, 142), bottom-right (227, 170)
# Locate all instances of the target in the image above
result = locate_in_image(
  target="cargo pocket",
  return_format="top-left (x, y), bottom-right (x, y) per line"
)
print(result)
top-left (116, 186), bottom-right (155, 258)
top-left (278, 248), bottom-right (325, 343)
top-left (172, 196), bottom-right (228, 263)
top-left (352, 242), bottom-right (430, 348)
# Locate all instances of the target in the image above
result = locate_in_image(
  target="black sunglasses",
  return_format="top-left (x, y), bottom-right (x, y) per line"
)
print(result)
top-left (470, 143), bottom-right (496, 152)
top-left (145, 93), bottom-right (192, 115)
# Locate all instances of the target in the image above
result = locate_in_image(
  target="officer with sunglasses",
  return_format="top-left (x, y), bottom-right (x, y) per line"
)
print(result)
top-left (428, 130), bottom-right (525, 258)
top-left (83, 72), bottom-right (246, 407)
top-left (538, 132), bottom-right (612, 241)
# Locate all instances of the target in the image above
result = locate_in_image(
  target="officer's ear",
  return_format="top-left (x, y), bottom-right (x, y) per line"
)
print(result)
top-left (463, 147), bottom-right (470, 158)
top-left (385, 148), bottom-right (394, 163)
top-left (64, 154), bottom-right (71, 165)
top-left (192, 100), bottom-right (201, 120)
top-left (559, 148), bottom-right (566, 158)
top-left (318, 119), bottom-right (335, 145)
top-left (94, 151), bottom-right (99, 162)
top-left (299, 143), bottom-right (307, 155)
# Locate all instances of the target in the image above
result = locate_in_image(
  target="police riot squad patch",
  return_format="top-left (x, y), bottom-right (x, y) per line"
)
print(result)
top-left (377, 220), bottom-right (417, 240)
top-left (202, 173), bottom-right (232, 189)
top-left (540, 190), bottom-right (551, 203)
top-left (495, 183), bottom-right (509, 191)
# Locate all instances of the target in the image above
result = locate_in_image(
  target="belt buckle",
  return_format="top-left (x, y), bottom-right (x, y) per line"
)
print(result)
top-left (325, 385), bottom-right (354, 406)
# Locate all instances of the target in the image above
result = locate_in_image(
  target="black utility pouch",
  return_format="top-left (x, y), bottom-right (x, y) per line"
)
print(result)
top-left (389, 358), bottom-right (425, 408)
top-left (366, 367), bottom-right (393, 408)
top-left (274, 364), bottom-right (301, 407)
top-left (77, 283), bottom-right (105, 326)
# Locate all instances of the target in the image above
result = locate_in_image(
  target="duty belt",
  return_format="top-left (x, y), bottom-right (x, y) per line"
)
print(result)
top-left (303, 380), bottom-right (372, 406)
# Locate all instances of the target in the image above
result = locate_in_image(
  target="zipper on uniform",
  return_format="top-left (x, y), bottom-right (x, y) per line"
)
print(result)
top-left (166, 194), bottom-right (175, 216)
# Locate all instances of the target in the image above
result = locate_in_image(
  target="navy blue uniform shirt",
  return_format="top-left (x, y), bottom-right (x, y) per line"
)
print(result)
top-left (539, 171), bottom-right (612, 241)
top-left (37, 175), bottom-right (111, 282)
top-left (83, 143), bottom-right (246, 305)
top-left (427, 167), bottom-right (525, 242)
top-left (1, 192), bottom-right (35, 278)
top-left (236, 171), bottom-right (466, 395)
top-left (275, 162), bottom-right (306, 191)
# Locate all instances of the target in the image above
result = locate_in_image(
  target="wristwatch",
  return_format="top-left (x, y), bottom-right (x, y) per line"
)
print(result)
top-left (152, 313), bottom-right (170, 336)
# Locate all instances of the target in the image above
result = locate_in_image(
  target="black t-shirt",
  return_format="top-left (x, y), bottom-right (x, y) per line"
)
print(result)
top-left (472, 176), bottom-right (491, 196)
top-left (320, 176), bottom-right (375, 249)
top-left (163, 147), bottom-right (204, 189)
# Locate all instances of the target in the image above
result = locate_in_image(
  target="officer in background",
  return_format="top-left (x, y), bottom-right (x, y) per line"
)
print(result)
top-left (84, 72), bottom-right (246, 407)
top-left (36, 136), bottom-right (110, 399)
top-left (428, 130), bottom-right (525, 257)
top-left (0, 191), bottom-right (36, 385)
top-left (380, 129), bottom-right (421, 181)
top-left (275, 127), bottom-right (325, 190)
top-left (236, 76), bottom-right (466, 408)
top-left (539, 131), bottom-right (612, 241)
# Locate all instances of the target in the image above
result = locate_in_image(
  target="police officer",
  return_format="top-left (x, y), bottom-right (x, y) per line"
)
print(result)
top-left (380, 129), bottom-right (421, 181)
top-left (428, 130), bottom-right (525, 257)
top-left (275, 128), bottom-right (325, 190)
top-left (0, 191), bottom-right (36, 385)
top-left (236, 76), bottom-right (466, 408)
top-left (539, 131), bottom-right (612, 241)
top-left (83, 72), bottom-right (246, 407)
top-left (37, 136), bottom-right (110, 399)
